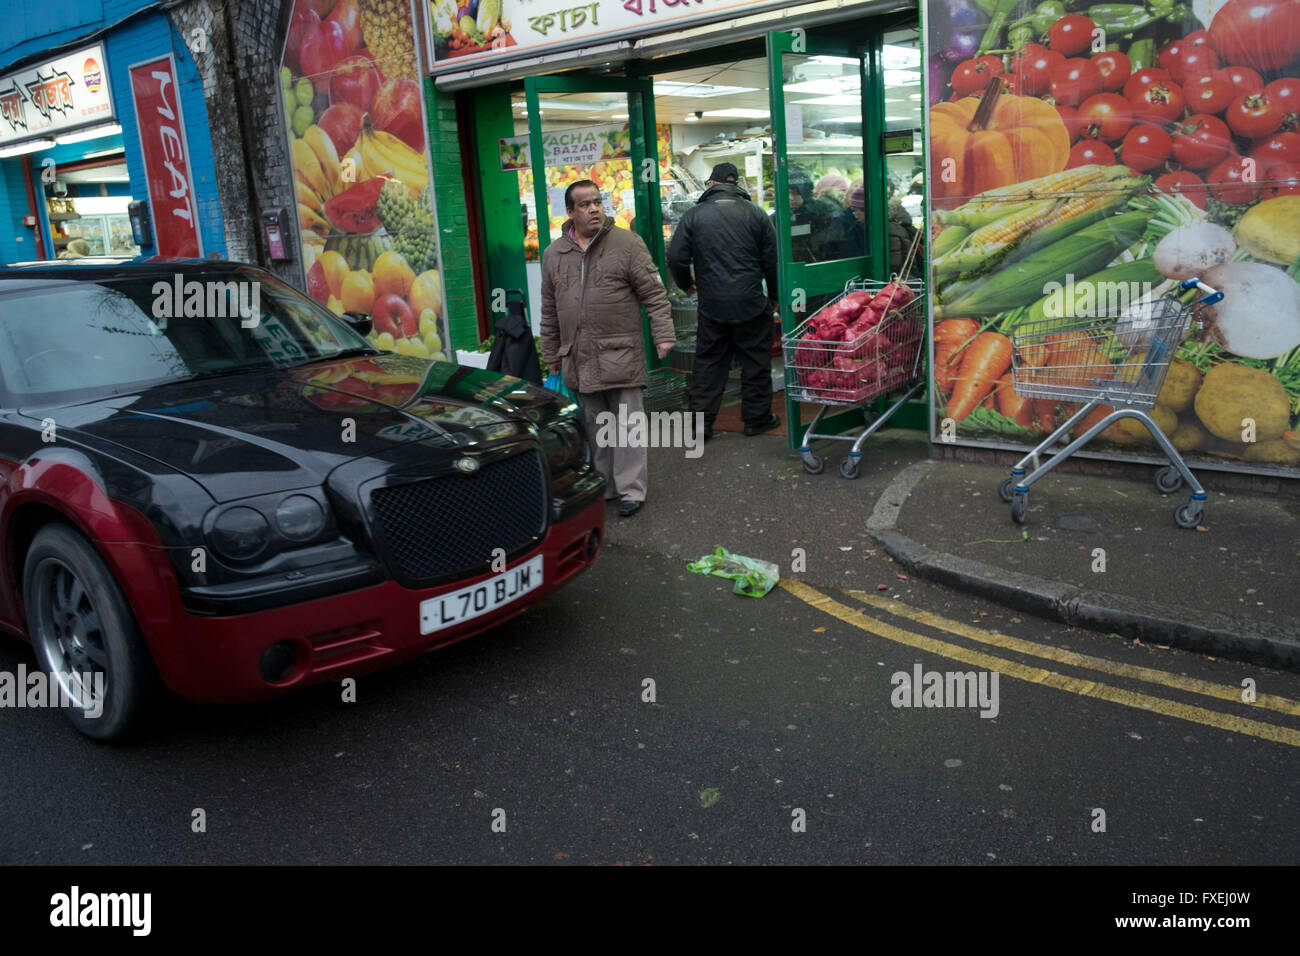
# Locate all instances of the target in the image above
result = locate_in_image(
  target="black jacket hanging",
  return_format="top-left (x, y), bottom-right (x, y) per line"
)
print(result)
top-left (486, 289), bottom-right (542, 385)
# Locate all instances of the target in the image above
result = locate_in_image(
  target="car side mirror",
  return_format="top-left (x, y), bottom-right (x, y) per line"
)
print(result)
top-left (342, 311), bottom-right (372, 337)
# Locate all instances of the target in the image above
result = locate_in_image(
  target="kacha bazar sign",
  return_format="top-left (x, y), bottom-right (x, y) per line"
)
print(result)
top-left (498, 122), bottom-right (631, 171)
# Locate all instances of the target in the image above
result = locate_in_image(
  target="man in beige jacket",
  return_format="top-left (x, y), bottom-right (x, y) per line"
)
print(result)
top-left (540, 180), bottom-right (675, 517)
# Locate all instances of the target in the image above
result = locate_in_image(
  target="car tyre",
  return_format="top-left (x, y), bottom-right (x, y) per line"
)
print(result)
top-left (22, 524), bottom-right (158, 741)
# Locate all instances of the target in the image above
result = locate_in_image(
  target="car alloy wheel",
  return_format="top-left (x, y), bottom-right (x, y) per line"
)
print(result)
top-left (31, 558), bottom-right (108, 713)
top-left (23, 524), bottom-right (157, 740)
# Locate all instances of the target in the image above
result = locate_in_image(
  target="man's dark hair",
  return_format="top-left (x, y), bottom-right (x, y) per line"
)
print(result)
top-left (564, 179), bottom-right (600, 211)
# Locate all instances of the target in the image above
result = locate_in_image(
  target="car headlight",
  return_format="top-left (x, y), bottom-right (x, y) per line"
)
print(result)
top-left (274, 494), bottom-right (326, 541)
top-left (210, 506), bottom-right (272, 562)
top-left (542, 420), bottom-right (588, 472)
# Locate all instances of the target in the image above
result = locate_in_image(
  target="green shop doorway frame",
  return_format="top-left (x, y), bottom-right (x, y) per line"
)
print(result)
top-left (767, 25), bottom-right (928, 451)
top-left (522, 75), bottom-right (666, 368)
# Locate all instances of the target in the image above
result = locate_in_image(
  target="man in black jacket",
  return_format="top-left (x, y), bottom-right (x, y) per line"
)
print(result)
top-left (667, 163), bottom-right (781, 438)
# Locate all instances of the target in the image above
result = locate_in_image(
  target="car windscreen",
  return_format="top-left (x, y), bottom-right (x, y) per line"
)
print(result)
top-left (0, 271), bottom-right (373, 406)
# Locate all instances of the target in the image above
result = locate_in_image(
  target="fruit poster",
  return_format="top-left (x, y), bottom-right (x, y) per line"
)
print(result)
top-left (927, 0), bottom-right (1300, 474)
top-left (281, 0), bottom-right (450, 363)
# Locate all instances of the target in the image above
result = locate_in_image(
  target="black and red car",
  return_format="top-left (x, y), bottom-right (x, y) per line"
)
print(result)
top-left (0, 260), bottom-right (604, 739)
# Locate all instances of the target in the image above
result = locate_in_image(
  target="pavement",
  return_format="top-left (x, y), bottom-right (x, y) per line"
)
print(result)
top-left (616, 420), bottom-right (1300, 673)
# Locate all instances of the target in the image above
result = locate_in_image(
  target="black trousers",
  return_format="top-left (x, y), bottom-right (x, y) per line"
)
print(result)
top-left (689, 311), bottom-right (774, 428)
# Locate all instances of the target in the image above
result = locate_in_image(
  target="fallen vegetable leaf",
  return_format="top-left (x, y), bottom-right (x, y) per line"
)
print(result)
top-left (699, 787), bottom-right (721, 808)
top-left (813, 627), bottom-right (826, 632)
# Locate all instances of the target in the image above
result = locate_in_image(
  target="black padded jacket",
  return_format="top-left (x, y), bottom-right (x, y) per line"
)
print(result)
top-left (667, 183), bottom-right (779, 325)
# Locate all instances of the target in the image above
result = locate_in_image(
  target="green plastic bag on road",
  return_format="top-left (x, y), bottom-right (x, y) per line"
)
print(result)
top-left (687, 547), bottom-right (780, 598)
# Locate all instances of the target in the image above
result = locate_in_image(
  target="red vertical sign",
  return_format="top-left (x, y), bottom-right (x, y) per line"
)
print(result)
top-left (129, 55), bottom-right (202, 258)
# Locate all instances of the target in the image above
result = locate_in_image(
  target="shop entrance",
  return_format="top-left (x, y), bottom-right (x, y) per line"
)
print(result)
top-left (468, 14), bottom-right (924, 444)
top-left (517, 74), bottom-right (665, 365)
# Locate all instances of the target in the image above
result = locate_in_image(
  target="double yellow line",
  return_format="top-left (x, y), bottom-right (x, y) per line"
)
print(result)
top-left (780, 579), bottom-right (1300, 748)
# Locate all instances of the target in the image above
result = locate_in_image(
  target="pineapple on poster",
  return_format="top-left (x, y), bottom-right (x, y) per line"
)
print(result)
top-left (282, 0), bottom-right (449, 362)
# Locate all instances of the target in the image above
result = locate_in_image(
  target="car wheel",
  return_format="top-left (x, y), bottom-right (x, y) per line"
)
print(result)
top-left (22, 524), bottom-right (157, 741)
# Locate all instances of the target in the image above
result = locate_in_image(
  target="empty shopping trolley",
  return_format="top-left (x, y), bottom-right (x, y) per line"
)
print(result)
top-left (996, 277), bottom-right (1223, 528)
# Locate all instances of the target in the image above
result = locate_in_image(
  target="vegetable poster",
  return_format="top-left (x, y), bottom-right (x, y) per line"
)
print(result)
top-left (281, 0), bottom-right (451, 363)
top-left (927, 0), bottom-right (1300, 474)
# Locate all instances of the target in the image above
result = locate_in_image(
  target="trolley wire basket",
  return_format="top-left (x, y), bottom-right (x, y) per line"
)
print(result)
top-left (1009, 294), bottom-right (1189, 405)
top-left (780, 276), bottom-right (925, 478)
top-left (997, 277), bottom-right (1223, 528)
top-left (784, 282), bottom-right (925, 407)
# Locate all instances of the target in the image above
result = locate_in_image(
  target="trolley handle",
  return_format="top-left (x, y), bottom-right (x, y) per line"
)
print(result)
top-left (1179, 276), bottom-right (1223, 305)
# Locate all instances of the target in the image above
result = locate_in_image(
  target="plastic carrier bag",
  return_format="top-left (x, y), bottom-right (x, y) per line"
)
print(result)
top-left (687, 547), bottom-right (780, 598)
top-left (544, 371), bottom-right (576, 401)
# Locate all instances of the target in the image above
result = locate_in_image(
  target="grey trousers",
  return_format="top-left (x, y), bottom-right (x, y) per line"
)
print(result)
top-left (580, 386), bottom-right (647, 503)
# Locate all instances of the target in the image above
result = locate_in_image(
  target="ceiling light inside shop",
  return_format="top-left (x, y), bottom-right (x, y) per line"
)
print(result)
top-left (54, 122), bottom-right (122, 146)
top-left (612, 112), bottom-right (629, 118)
top-left (537, 98), bottom-right (624, 111)
top-left (883, 70), bottom-right (921, 85)
top-left (794, 94), bottom-right (860, 106)
top-left (653, 81), bottom-right (758, 97)
top-left (0, 138), bottom-right (54, 158)
top-left (701, 108), bottom-right (769, 119)
top-left (784, 78), bottom-right (859, 96)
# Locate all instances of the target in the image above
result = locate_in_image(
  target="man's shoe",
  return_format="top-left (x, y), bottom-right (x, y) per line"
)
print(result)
top-left (618, 499), bottom-right (642, 517)
top-left (744, 413), bottom-right (780, 437)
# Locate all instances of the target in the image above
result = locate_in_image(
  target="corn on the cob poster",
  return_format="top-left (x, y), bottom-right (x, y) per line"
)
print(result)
top-left (281, 0), bottom-right (450, 363)
top-left (927, 0), bottom-right (1300, 473)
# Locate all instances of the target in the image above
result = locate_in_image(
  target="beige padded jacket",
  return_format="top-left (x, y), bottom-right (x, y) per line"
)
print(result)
top-left (539, 217), bottom-right (674, 394)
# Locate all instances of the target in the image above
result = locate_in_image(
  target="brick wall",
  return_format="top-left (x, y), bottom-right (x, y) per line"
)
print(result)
top-left (224, 0), bottom-right (300, 286)
top-left (171, 0), bottom-right (258, 263)
top-left (425, 80), bottom-right (480, 352)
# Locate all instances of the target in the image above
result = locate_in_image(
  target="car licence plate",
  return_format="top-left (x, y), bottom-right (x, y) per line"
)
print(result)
top-left (419, 555), bottom-right (544, 635)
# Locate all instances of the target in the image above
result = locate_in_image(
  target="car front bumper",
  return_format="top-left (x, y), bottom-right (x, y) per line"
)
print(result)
top-left (112, 497), bottom-right (604, 703)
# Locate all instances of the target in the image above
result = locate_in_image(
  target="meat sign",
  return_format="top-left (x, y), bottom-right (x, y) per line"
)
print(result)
top-left (129, 55), bottom-right (202, 258)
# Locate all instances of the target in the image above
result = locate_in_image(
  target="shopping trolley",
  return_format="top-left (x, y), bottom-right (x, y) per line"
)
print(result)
top-left (783, 277), bottom-right (926, 479)
top-left (996, 277), bottom-right (1223, 528)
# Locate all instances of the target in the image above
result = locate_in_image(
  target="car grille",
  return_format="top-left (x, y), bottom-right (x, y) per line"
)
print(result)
top-left (369, 450), bottom-right (547, 584)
